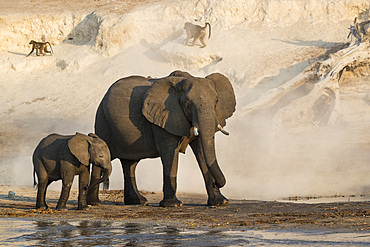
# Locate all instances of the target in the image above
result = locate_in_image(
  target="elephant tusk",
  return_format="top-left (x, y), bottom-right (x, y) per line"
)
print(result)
top-left (217, 124), bottom-right (229, 135)
top-left (193, 127), bottom-right (199, 136)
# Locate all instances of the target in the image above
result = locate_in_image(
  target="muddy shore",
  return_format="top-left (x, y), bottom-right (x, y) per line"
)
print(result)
top-left (2, 186), bottom-right (370, 232)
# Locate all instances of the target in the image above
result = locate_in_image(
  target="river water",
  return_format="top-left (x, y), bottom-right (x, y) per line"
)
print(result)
top-left (1, 218), bottom-right (370, 246)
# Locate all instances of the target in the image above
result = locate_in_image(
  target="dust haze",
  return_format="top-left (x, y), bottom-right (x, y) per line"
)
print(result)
top-left (1, 0), bottom-right (370, 201)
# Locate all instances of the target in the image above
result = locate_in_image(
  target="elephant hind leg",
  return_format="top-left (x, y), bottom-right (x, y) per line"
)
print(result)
top-left (44, 180), bottom-right (53, 208)
top-left (36, 178), bottom-right (51, 209)
top-left (34, 160), bottom-right (51, 209)
top-left (121, 159), bottom-right (148, 205)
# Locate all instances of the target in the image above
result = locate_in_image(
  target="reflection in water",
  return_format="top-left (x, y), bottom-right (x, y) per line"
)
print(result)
top-left (1, 219), bottom-right (243, 247)
top-left (1, 218), bottom-right (370, 246)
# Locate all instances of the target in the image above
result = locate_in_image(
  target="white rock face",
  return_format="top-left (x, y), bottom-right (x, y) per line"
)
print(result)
top-left (2, 0), bottom-right (370, 53)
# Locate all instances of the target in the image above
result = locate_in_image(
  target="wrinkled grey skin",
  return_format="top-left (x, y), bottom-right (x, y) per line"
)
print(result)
top-left (33, 133), bottom-right (112, 210)
top-left (88, 71), bottom-right (236, 207)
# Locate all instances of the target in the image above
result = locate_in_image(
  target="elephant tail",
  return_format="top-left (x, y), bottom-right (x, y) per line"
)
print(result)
top-left (33, 168), bottom-right (37, 188)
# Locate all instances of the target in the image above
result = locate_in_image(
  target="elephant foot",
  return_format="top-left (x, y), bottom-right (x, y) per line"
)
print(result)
top-left (87, 196), bottom-right (100, 206)
top-left (159, 198), bottom-right (183, 207)
top-left (87, 200), bottom-right (101, 206)
top-left (56, 206), bottom-right (68, 211)
top-left (87, 190), bottom-right (100, 206)
top-left (36, 204), bottom-right (48, 210)
top-left (124, 193), bottom-right (148, 205)
top-left (77, 205), bottom-right (89, 210)
top-left (207, 193), bottom-right (229, 207)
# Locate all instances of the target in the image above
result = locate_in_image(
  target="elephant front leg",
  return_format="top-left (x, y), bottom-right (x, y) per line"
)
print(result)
top-left (158, 141), bottom-right (183, 207)
top-left (121, 159), bottom-right (148, 205)
top-left (56, 179), bottom-right (73, 210)
top-left (190, 138), bottom-right (229, 206)
top-left (87, 165), bottom-right (101, 205)
top-left (77, 170), bottom-right (89, 210)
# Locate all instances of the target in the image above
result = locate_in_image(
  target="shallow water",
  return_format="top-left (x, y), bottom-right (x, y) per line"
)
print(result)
top-left (1, 218), bottom-right (370, 246)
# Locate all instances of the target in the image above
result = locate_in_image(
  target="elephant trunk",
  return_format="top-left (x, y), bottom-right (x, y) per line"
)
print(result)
top-left (88, 163), bottom-right (112, 189)
top-left (197, 115), bottom-right (226, 188)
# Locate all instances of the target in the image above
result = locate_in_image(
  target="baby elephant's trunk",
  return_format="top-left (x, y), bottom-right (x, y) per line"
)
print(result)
top-left (88, 166), bottom-right (112, 189)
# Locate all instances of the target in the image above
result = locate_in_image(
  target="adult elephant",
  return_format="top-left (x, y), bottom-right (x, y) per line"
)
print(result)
top-left (87, 71), bottom-right (236, 207)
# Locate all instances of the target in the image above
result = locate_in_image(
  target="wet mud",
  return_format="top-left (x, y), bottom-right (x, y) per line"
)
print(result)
top-left (2, 186), bottom-right (370, 232)
top-left (2, 186), bottom-right (370, 246)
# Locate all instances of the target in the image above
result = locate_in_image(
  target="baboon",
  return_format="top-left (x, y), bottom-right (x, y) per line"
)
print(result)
top-left (26, 40), bottom-right (54, 57)
top-left (354, 17), bottom-right (370, 37)
top-left (184, 22), bottom-right (211, 48)
top-left (348, 17), bottom-right (370, 44)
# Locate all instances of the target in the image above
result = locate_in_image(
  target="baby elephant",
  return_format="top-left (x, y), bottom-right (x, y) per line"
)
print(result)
top-left (33, 132), bottom-right (112, 210)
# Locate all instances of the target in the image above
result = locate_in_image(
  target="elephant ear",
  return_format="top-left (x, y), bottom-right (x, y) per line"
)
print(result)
top-left (88, 133), bottom-right (99, 138)
top-left (142, 77), bottom-right (192, 137)
top-left (169, 70), bottom-right (194, 79)
top-left (68, 132), bottom-right (90, 166)
top-left (206, 73), bottom-right (236, 127)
